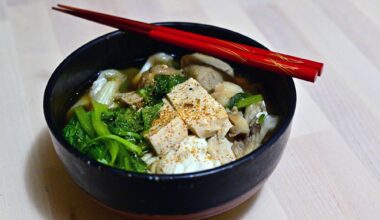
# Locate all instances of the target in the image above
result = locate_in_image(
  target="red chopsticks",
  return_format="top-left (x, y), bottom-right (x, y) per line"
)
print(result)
top-left (52, 4), bottom-right (323, 82)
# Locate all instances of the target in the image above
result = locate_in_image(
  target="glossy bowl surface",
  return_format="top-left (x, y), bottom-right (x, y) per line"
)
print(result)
top-left (43, 22), bottom-right (296, 219)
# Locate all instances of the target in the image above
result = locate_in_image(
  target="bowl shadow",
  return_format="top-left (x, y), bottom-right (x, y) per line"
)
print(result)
top-left (24, 128), bottom-right (125, 220)
top-left (24, 128), bottom-right (261, 219)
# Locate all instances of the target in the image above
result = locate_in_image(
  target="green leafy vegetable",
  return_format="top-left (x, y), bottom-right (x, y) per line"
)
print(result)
top-left (91, 101), bottom-right (119, 164)
top-left (122, 154), bottom-right (133, 171)
top-left (141, 102), bottom-right (164, 131)
top-left (236, 94), bottom-right (263, 109)
top-left (227, 92), bottom-right (263, 109)
top-left (74, 106), bottom-right (96, 138)
top-left (84, 144), bottom-right (110, 164)
top-left (124, 131), bottom-right (144, 140)
top-left (130, 155), bottom-right (148, 173)
top-left (63, 116), bottom-right (92, 152)
top-left (101, 108), bottom-right (144, 135)
top-left (115, 145), bottom-right (147, 172)
top-left (92, 101), bottom-right (111, 136)
top-left (153, 74), bottom-right (187, 95)
top-left (93, 134), bottom-right (143, 155)
top-left (113, 143), bottom-right (133, 171)
top-left (63, 116), bottom-right (111, 164)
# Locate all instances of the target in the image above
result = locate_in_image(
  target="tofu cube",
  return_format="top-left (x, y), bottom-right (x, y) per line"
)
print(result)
top-left (145, 99), bottom-right (188, 155)
top-left (167, 78), bottom-right (232, 138)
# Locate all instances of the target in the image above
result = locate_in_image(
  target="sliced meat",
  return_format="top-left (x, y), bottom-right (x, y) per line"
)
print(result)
top-left (183, 65), bottom-right (224, 92)
top-left (228, 107), bottom-right (249, 137)
top-left (118, 91), bottom-right (144, 109)
top-left (211, 81), bottom-right (243, 106)
top-left (167, 78), bottom-right (232, 138)
top-left (144, 99), bottom-right (188, 155)
top-left (181, 53), bottom-right (234, 77)
top-left (207, 135), bottom-right (236, 164)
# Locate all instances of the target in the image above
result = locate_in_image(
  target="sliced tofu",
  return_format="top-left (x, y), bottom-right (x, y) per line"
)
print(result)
top-left (207, 135), bottom-right (236, 164)
top-left (144, 99), bottom-right (188, 155)
top-left (167, 78), bottom-right (232, 138)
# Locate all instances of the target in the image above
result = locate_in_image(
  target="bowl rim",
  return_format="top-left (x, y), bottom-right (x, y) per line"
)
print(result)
top-left (43, 21), bottom-right (297, 180)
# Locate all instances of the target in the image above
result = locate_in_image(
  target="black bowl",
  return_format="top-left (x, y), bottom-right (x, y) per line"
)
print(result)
top-left (43, 22), bottom-right (296, 219)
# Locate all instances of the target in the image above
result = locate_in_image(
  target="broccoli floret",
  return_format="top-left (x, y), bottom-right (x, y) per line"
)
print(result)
top-left (137, 74), bottom-right (187, 106)
top-left (141, 102), bottom-right (164, 131)
top-left (154, 74), bottom-right (187, 95)
top-left (137, 86), bottom-right (156, 105)
top-left (101, 108), bottom-right (144, 135)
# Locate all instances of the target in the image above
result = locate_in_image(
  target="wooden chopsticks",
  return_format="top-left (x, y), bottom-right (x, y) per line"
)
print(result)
top-left (52, 4), bottom-right (323, 82)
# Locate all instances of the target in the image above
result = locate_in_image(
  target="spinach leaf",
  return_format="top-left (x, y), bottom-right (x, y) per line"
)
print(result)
top-left (63, 116), bottom-right (92, 152)
top-left (63, 116), bottom-right (110, 164)
top-left (227, 92), bottom-right (263, 109)
top-left (92, 101), bottom-right (119, 164)
top-left (73, 106), bottom-right (96, 138)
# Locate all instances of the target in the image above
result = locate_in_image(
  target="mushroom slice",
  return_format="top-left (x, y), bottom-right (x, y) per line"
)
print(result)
top-left (207, 135), bottom-right (236, 164)
top-left (228, 107), bottom-right (249, 137)
top-left (181, 53), bottom-right (234, 77)
top-left (231, 140), bottom-right (245, 158)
